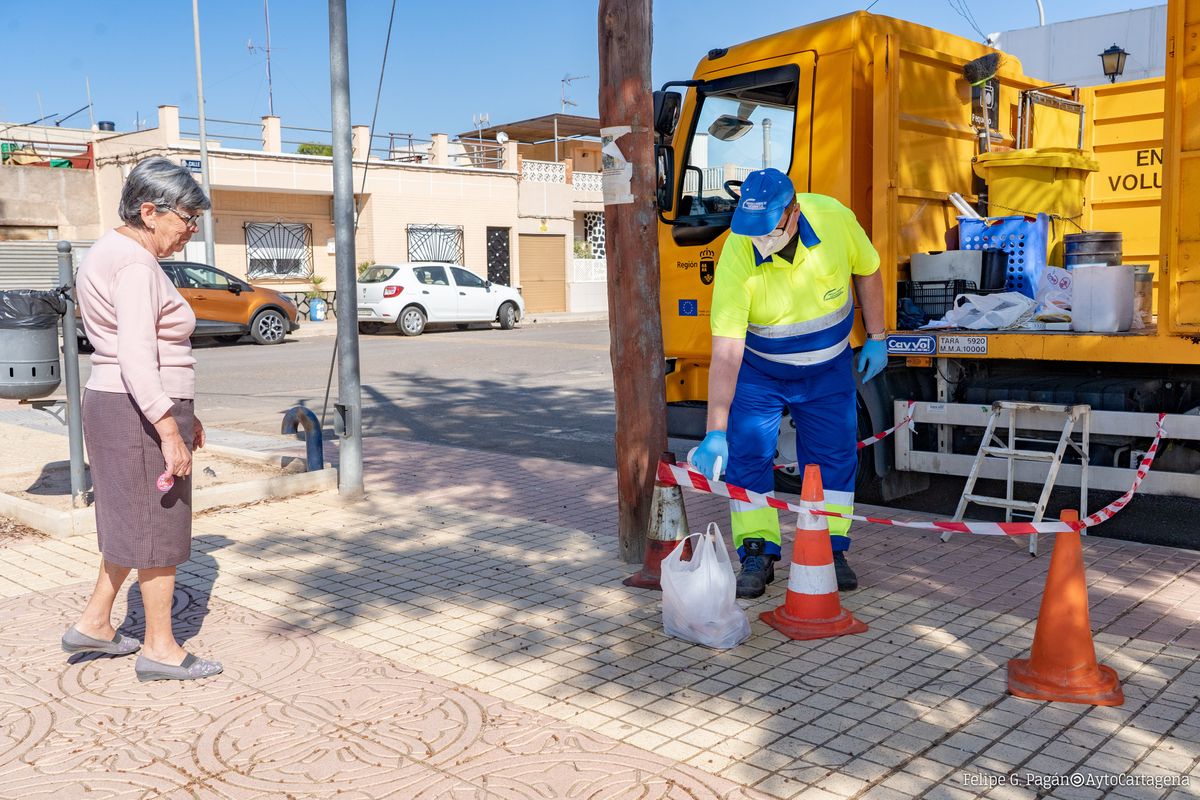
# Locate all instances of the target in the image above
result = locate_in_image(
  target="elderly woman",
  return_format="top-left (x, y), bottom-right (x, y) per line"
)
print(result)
top-left (62, 157), bottom-right (222, 682)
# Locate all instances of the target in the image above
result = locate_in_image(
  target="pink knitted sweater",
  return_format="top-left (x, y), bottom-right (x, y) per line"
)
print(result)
top-left (77, 229), bottom-right (196, 422)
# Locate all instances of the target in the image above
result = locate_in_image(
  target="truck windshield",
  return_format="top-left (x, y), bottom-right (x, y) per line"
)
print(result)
top-left (678, 66), bottom-right (798, 220)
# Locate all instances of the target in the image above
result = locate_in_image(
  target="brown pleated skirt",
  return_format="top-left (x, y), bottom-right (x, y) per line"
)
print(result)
top-left (83, 389), bottom-right (194, 569)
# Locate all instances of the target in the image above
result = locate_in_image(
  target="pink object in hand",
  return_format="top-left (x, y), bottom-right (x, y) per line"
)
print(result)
top-left (157, 471), bottom-right (174, 492)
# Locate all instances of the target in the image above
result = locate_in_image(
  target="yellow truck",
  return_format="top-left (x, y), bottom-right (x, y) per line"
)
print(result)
top-left (653, 6), bottom-right (1200, 502)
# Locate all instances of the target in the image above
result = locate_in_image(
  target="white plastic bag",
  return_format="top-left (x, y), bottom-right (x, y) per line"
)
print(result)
top-left (921, 291), bottom-right (1036, 330)
top-left (1035, 266), bottom-right (1073, 322)
top-left (661, 523), bottom-right (750, 650)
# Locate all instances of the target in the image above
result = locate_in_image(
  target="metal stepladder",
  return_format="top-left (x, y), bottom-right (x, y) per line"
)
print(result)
top-left (941, 401), bottom-right (1090, 556)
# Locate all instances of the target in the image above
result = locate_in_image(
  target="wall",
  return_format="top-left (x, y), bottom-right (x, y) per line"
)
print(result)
top-left (518, 140), bottom-right (601, 168)
top-left (568, 281), bottom-right (607, 313)
top-left (996, 6), bottom-right (1167, 87)
top-left (0, 166), bottom-right (101, 240)
top-left (210, 190), bottom-right (340, 290)
top-left (363, 170), bottom-right (520, 283)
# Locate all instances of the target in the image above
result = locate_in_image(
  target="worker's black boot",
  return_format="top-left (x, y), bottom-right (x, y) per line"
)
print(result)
top-left (833, 551), bottom-right (858, 591)
top-left (736, 538), bottom-right (776, 599)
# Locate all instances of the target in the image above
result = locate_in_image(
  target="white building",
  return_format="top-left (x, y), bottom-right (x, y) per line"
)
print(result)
top-left (993, 5), bottom-right (1167, 87)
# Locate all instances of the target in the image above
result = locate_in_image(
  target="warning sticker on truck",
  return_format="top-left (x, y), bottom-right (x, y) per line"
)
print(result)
top-left (938, 334), bottom-right (988, 355)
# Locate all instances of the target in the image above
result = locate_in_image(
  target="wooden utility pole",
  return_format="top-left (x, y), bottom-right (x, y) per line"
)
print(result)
top-left (598, 0), bottom-right (667, 564)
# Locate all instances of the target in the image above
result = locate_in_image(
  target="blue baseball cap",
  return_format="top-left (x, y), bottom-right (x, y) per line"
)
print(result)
top-left (731, 168), bottom-right (795, 236)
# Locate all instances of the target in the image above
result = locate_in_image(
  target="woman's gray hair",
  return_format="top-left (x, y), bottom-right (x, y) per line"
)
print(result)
top-left (118, 156), bottom-right (211, 229)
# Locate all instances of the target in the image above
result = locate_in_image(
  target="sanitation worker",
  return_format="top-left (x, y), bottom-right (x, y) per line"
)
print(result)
top-left (690, 168), bottom-right (887, 598)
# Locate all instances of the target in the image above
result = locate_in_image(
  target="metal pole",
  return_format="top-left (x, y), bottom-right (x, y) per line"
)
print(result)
top-left (264, 0), bottom-right (275, 117)
top-left (192, 0), bottom-right (216, 266)
top-left (554, 116), bottom-right (559, 162)
top-left (1035, 0), bottom-right (1045, 26)
top-left (328, 0), bottom-right (364, 497)
top-left (58, 242), bottom-right (87, 508)
top-left (762, 118), bottom-right (772, 168)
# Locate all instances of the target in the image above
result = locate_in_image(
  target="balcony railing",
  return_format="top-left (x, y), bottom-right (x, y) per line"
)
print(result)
top-left (450, 137), bottom-right (505, 169)
top-left (521, 159), bottom-right (567, 183)
top-left (682, 165), bottom-right (753, 195)
top-left (572, 171), bottom-right (602, 192)
top-left (376, 132), bottom-right (432, 163)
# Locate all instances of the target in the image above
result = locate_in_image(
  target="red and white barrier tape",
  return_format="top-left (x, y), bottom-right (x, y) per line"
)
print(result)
top-left (666, 413), bottom-right (1166, 536)
top-left (776, 401), bottom-right (916, 471)
top-left (857, 400), bottom-right (917, 450)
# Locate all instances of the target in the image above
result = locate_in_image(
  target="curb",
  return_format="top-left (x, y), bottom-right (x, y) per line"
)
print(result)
top-left (287, 312), bottom-right (608, 338)
top-left (0, 438), bottom-right (338, 538)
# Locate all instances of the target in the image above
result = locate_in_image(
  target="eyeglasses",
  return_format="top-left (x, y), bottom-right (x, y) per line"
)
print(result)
top-left (158, 206), bottom-right (201, 228)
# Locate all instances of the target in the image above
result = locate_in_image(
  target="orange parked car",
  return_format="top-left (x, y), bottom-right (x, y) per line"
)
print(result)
top-left (159, 261), bottom-right (301, 345)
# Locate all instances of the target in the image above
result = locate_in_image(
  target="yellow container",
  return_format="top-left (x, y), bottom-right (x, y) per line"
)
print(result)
top-left (973, 148), bottom-right (1100, 264)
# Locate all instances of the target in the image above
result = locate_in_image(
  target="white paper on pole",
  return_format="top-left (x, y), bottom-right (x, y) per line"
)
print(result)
top-left (600, 125), bottom-right (634, 205)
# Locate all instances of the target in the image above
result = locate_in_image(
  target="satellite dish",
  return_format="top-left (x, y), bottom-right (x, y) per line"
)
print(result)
top-left (496, 131), bottom-right (509, 145)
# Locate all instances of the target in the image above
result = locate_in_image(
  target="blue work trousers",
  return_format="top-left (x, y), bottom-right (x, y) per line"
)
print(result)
top-left (726, 349), bottom-right (858, 559)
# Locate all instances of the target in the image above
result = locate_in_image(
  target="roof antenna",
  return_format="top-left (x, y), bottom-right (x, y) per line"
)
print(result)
top-left (247, 0), bottom-right (276, 115)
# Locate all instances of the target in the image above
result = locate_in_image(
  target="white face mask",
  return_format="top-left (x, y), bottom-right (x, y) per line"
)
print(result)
top-left (751, 227), bottom-right (791, 257)
top-left (750, 207), bottom-right (798, 258)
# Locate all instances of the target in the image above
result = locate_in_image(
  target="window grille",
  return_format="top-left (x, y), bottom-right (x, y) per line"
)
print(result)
top-left (407, 224), bottom-right (465, 264)
top-left (245, 222), bottom-right (313, 279)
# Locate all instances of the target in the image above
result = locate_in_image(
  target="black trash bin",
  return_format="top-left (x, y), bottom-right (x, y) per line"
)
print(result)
top-left (0, 290), bottom-right (66, 400)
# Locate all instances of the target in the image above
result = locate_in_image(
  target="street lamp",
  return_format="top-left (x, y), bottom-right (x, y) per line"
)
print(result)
top-left (1100, 44), bottom-right (1129, 84)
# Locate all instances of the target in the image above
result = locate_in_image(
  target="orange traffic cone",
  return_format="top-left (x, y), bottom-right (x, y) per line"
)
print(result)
top-left (624, 452), bottom-right (690, 590)
top-left (760, 464), bottom-right (868, 640)
top-left (1007, 509), bottom-right (1124, 706)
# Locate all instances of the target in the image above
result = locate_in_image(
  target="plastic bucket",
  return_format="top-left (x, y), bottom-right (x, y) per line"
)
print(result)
top-left (973, 148), bottom-right (1099, 264)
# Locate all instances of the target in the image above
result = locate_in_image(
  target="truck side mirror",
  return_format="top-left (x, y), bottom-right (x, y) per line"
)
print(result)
top-left (655, 144), bottom-right (675, 213)
top-left (653, 90), bottom-right (682, 137)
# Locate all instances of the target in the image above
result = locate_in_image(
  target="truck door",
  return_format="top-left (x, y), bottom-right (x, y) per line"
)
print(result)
top-left (660, 54), bottom-right (816, 363)
top-left (1162, 0), bottom-right (1200, 332)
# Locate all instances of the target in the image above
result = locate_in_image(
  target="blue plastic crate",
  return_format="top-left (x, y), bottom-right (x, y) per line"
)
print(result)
top-left (957, 214), bottom-right (1049, 298)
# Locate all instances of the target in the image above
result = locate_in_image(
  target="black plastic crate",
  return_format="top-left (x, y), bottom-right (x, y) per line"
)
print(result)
top-left (898, 279), bottom-right (978, 321)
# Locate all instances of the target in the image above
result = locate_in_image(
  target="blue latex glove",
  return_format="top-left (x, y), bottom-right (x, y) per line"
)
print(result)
top-left (689, 431), bottom-right (728, 480)
top-left (857, 339), bottom-right (888, 383)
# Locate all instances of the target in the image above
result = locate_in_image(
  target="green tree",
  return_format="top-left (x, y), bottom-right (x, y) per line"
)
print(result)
top-left (296, 142), bottom-right (333, 156)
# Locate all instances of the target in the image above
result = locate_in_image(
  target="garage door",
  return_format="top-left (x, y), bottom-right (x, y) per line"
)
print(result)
top-left (518, 234), bottom-right (566, 313)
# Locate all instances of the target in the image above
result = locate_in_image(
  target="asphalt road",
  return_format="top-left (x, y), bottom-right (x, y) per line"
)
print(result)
top-left (82, 321), bottom-right (620, 468)
top-left (79, 321), bottom-right (1196, 550)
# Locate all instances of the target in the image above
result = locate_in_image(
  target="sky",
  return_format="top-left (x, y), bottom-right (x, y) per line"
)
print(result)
top-left (0, 0), bottom-right (1164, 143)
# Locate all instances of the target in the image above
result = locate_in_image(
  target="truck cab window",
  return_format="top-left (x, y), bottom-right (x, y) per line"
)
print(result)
top-left (678, 71), bottom-right (798, 221)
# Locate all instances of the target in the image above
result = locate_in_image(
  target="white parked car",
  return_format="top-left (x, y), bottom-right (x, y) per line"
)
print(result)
top-left (356, 263), bottom-right (525, 336)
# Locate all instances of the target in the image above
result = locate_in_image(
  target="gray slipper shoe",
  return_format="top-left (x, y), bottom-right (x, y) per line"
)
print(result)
top-left (61, 626), bottom-right (142, 656)
top-left (134, 652), bottom-right (223, 683)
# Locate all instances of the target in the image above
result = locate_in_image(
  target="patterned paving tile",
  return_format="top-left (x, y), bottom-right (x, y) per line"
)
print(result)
top-left (0, 696), bottom-right (195, 799)
top-left (5, 433), bottom-right (1200, 798)
top-left (0, 583), bottom-right (769, 799)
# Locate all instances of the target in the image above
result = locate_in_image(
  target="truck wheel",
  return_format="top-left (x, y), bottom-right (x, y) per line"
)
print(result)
top-left (251, 309), bottom-right (287, 345)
